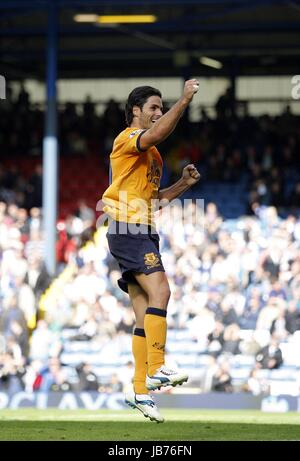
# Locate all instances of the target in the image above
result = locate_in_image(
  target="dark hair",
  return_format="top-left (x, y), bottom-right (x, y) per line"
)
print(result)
top-left (125, 86), bottom-right (162, 126)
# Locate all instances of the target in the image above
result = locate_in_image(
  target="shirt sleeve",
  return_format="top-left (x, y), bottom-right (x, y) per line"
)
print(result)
top-left (124, 129), bottom-right (147, 154)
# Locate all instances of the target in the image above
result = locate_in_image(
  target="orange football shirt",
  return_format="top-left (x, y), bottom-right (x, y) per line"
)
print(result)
top-left (102, 127), bottom-right (163, 226)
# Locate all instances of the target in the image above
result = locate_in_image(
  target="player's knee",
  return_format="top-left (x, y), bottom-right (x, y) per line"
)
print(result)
top-left (161, 284), bottom-right (171, 305)
top-left (150, 282), bottom-right (170, 308)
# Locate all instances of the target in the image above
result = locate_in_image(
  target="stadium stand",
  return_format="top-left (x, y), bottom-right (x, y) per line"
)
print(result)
top-left (1, 87), bottom-right (300, 397)
top-left (1, 194), bottom-right (300, 396)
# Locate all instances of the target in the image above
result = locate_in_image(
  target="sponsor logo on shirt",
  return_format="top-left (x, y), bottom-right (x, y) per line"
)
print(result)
top-left (129, 129), bottom-right (143, 139)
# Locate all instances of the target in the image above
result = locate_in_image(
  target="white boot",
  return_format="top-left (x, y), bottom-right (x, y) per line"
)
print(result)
top-left (125, 391), bottom-right (164, 423)
top-left (146, 365), bottom-right (188, 390)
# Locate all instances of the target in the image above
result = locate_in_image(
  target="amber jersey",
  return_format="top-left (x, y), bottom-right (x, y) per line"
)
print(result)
top-left (102, 127), bottom-right (163, 226)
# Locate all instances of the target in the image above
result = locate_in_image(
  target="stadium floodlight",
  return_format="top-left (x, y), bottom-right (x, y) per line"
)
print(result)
top-left (199, 56), bottom-right (223, 69)
top-left (74, 14), bottom-right (99, 23)
top-left (97, 15), bottom-right (157, 24)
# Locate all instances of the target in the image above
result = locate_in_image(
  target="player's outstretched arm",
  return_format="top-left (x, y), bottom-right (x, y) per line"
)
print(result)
top-left (139, 79), bottom-right (199, 151)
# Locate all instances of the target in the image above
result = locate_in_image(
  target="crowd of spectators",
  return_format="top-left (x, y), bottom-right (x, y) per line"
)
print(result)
top-left (0, 84), bottom-right (123, 159)
top-left (1, 197), bottom-right (300, 395)
top-left (1, 84), bottom-right (300, 396)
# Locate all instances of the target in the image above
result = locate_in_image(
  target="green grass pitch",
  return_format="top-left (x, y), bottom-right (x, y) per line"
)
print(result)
top-left (0, 409), bottom-right (300, 441)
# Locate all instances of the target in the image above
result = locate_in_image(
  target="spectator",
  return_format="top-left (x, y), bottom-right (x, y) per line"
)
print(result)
top-left (200, 355), bottom-right (219, 392)
top-left (76, 363), bottom-right (99, 391)
top-left (1, 294), bottom-right (27, 337)
top-left (243, 366), bottom-right (269, 395)
top-left (221, 324), bottom-right (241, 355)
top-left (285, 301), bottom-right (300, 334)
top-left (269, 278), bottom-right (287, 301)
top-left (38, 357), bottom-right (71, 392)
top-left (29, 320), bottom-right (56, 362)
top-left (106, 373), bottom-right (123, 393)
top-left (216, 298), bottom-right (239, 326)
top-left (240, 296), bottom-right (261, 330)
top-left (0, 352), bottom-right (25, 393)
top-left (207, 321), bottom-right (224, 357)
top-left (211, 360), bottom-right (233, 392)
top-left (255, 334), bottom-right (283, 369)
top-left (256, 298), bottom-right (282, 331)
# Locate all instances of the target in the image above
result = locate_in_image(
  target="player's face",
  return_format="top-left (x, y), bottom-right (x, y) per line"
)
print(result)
top-left (138, 95), bottom-right (163, 129)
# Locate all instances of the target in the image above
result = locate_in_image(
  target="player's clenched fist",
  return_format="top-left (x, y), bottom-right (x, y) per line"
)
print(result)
top-left (182, 164), bottom-right (201, 186)
top-left (182, 79), bottom-right (200, 103)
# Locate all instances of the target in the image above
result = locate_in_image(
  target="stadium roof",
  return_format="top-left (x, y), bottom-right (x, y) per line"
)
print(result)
top-left (1, 0), bottom-right (300, 80)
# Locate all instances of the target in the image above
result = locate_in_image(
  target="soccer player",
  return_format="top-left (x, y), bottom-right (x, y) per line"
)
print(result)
top-left (102, 80), bottom-right (201, 423)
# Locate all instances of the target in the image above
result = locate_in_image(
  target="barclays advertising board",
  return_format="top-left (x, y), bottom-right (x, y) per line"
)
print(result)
top-left (0, 392), bottom-right (299, 412)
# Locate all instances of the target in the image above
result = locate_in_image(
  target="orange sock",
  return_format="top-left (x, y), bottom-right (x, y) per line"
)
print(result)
top-left (144, 307), bottom-right (167, 376)
top-left (132, 328), bottom-right (148, 394)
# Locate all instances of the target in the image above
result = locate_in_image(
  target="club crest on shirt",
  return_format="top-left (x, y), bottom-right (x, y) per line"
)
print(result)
top-left (147, 158), bottom-right (161, 187)
top-left (144, 252), bottom-right (161, 268)
top-left (129, 129), bottom-right (143, 139)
